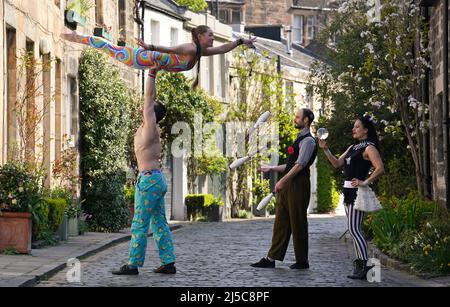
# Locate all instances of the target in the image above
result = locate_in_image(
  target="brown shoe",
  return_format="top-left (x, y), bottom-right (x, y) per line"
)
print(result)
top-left (153, 263), bottom-right (176, 274)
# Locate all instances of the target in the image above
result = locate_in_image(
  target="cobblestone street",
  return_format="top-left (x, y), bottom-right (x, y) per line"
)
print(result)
top-left (36, 215), bottom-right (444, 287)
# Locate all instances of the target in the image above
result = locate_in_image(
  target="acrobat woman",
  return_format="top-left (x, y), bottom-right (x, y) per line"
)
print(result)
top-left (62, 25), bottom-right (256, 88)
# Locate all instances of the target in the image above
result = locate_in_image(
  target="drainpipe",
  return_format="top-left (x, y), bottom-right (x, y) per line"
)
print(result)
top-left (444, 0), bottom-right (449, 210)
top-left (134, 0), bottom-right (145, 95)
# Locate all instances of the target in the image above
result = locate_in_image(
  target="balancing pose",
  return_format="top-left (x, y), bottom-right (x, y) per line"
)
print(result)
top-left (61, 25), bottom-right (255, 86)
top-left (318, 115), bottom-right (384, 280)
top-left (251, 108), bottom-right (317, 270)
top-left (112, 70), bottom-right (175, 275)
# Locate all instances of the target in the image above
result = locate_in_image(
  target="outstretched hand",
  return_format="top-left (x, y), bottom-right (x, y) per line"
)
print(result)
top-left (242, 37), bottom-right (257, 49)
top-left (137, 38), bottom-right (152, 50)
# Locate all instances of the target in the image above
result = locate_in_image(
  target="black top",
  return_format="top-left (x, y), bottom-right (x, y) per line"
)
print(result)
top-left (343, 140), bottom-right (375, 181)
top-left (284, 132), bottom-right (317, 178)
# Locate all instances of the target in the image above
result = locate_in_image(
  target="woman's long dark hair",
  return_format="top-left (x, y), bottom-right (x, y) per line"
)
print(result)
top-left (358, 115), bottom-right (380, 151)
top-left (191, 25), bottom-right (210, 89)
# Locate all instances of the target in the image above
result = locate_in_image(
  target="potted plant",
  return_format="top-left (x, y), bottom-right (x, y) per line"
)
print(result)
top-left (65, 0), bottom-right (94, 29)
top-left (0, 162), bottom-right (44, 254)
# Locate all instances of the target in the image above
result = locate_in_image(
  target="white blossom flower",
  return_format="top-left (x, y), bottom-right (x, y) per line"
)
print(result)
top-left (365, 43), bottom-right (375, 54)
top-left (408, 96), bottom-right (418, 109)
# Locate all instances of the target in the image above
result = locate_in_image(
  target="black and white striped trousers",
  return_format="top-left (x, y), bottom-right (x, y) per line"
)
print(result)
top-left (344, 203), bottom-right (369, 261)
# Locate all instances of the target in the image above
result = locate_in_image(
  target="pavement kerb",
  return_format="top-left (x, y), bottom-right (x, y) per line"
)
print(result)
top-left (20, 224), bottom-right (183, 287)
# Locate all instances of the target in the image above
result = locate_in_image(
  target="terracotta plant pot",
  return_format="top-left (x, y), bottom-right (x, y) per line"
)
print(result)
top-left (0, 212), bottom-right (32, 254)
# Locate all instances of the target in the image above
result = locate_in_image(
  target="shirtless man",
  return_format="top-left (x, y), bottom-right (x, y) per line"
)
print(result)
top-left (113, 69), bottom-right (176, 275)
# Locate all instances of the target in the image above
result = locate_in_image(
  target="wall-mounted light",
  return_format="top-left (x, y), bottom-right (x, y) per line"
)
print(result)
top-left (39, 37), bottom-right (52, 55)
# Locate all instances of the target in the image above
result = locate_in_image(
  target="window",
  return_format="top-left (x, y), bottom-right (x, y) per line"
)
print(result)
top-left (95, 0), bottom-right (104, 26)
top-left (55, 59), bottom-right (62, 161)
top-left (6, 27), bottom-right (17, 160)
top-left (25, 40), bottom-right (35, 160)
top-left (219, 9), bottom-right (229, 24)
top-left (231, 10), bottom-right (241, 24)
top-left (170, 28), bottom-right (178, 46)
top-left (293, 0), bottom-right (301, 5)
top-left (66, 77), bottom-right (78, 146)
top-left (150, 20), bottom-right (160, 45)
top-left (118, 0), bottom-right (126, 40)
top-left (307, 16), bottom-right (316, 39)
top-left (293, 15), bottom-right (303, 44)
top-left (437, 94), bottom-right (444, 161)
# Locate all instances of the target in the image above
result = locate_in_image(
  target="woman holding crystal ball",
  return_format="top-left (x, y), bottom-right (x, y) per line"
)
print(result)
top-left (317, 115), bottom-right (384, 280)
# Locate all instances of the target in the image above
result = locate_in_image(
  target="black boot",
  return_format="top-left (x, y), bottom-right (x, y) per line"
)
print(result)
top-left (112, 264), bottom-right (139, 275)
top-left (347, 259), bottom-right (371, 280)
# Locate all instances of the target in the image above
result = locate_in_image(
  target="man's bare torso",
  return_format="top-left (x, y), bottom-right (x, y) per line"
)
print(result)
top-left (134, 123), bottom-right (161, 171)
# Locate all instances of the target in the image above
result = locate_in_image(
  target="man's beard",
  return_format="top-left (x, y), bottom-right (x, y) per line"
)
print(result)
top-left (295, 123), bottom-right (304, 130)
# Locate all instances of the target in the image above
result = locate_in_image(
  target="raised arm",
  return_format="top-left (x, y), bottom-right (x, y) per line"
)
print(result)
top-left (318, 139), bottom-right (352, 169)
top-left (143, 74), bottom-right (157, 127)
top-left (202, 37), bottom-right (256, 56)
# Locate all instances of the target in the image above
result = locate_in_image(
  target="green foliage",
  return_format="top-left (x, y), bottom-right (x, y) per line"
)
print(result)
top-left (309, 0), bottom-right (431, 197)
top-left (238, 210), bottom-right (253, 219)
top-left (156, 72), bottom-right (221, 148)
top-left (0, 162), bottom-right (44, 213)
top-left (197, 154), bottom-right (228, 176)
top-left (45, 198), bottom-right (68, 232)
top-left (175, 0), bottom-right (208, 13)
top-left (78, 48), bottom-right (132, 232)
top-left (32, 200), bottom-right (50, 241)
top-left (156, 72), bottom-right (223, 191)
top-left (226, 48), bottom-right (297, 216)
top-left (407, 218), bottom-right (450, 275)
top-left (252, 177), bottom-right (275, 214)
top-left (366, 194), bottom-right (435, 252)
top-left (316, 149), bottom-right (340, 213)
top-left (124, 185), bottom-right (136, 204)
top-left (185, 194), bottom-right (214, 207)
top-left (83, 172), bottom-right (129, 232)
top-left (2, 247), bottom-right (19, 255)
top-left (67, 0), bottom-right (95, 16)
top-left (376, 154), bottom-right (416, 198)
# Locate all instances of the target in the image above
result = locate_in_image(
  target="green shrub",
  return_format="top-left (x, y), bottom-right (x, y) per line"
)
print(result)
top-left (316, 150), bottom-right (340, 213)
top-left (0, 162), bottom-right (43, 213)
top-left (367, 194), bottom-right (436, 253)
top-left (32, 200), bottom-right (50, 240)
top-left (407, 218), bottom-right (450, 275)
top-left (124, 185), bottom-right (135, 204)
top-left (45, 198), bottom-right (68, 232)
top-left (238, 210), bottom-right (253, 219)
top-left (79, 48), bottom-right (133, 232)
top-left (185, 194), bottom-right (214, 207)
top-left (252, 177), bottom-right (275, 214)
top-left (83, 172), bottom-right (129, 232)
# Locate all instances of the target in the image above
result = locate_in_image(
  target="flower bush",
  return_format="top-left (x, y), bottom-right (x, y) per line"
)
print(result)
top-left (407, 219), bottom-right (450, 275)
top-left (0, 162), bottom-right (43, 213)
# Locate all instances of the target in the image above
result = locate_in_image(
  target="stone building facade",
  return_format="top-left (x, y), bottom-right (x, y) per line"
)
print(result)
top-left (424, 0), bottom-right (450, 207)
top-left (0, 0), bottom-right (139, 187)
